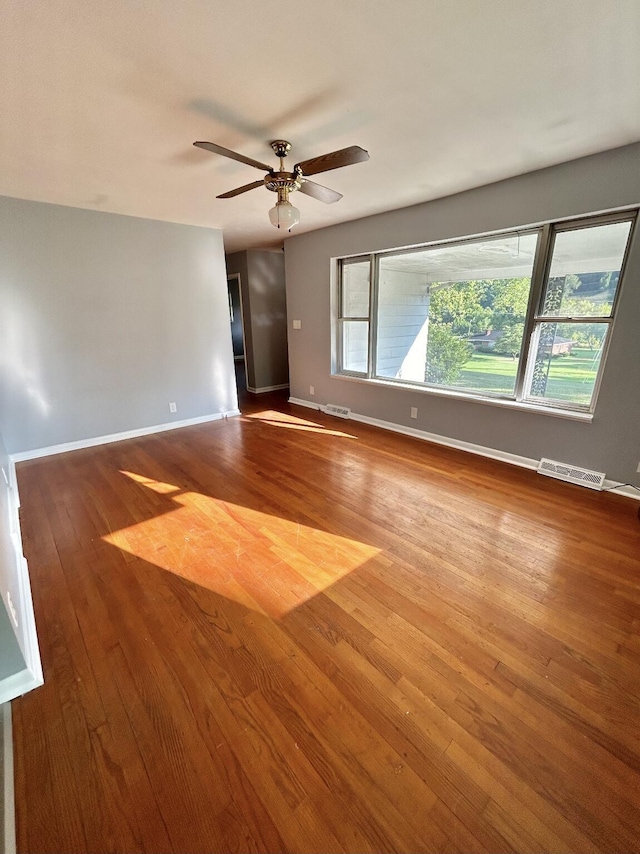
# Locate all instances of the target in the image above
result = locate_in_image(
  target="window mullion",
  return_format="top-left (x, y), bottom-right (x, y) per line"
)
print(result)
top-left (515, 224), bottom-right (552, 401)
top-left (368, 253), bottom-right (379, 379)
top-left (336, 260), bottom-right (345, 373)
top-left (337, 318), bottom-right (345, 374)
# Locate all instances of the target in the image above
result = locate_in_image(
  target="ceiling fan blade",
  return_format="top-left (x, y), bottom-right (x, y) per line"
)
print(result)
top-left (193, 141), bottom-right (272, 171)
top-left (217, 180), bottom-right (265, 199)
top-left (295, 145), bottom-right (369, 177)
top-left (298, 180), bottom-right (342, 204)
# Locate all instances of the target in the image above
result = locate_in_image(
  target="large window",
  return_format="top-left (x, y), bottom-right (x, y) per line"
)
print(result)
top-left (335, 212), bottom-right (635, 414)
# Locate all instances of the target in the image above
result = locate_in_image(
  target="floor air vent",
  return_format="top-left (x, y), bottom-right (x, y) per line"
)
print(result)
top-left (537, 458), bottom-right (606, 490)
top-left (324, 404), bottom-right (351, 419)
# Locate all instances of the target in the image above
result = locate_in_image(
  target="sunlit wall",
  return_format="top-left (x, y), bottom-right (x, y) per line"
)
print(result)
top-left (0, 197), bottom-right (238, 454)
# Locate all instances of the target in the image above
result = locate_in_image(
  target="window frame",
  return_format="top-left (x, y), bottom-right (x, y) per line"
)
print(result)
top-left (336, 255), bottom-right (374, 377)
top-left (521, 213), bottom-right (635, 411)
top-left (333, 210), bottom-right (637, 416)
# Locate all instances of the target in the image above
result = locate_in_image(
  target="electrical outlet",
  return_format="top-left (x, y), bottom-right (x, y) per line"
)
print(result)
top-left (310, 385), bottom-right (315, 396)
top-left (169, 402), bottom-right (177, 413)
top-left (410, 407), bottom-right (418, 419)
top-left (293, 319), bottom-right (302, 329)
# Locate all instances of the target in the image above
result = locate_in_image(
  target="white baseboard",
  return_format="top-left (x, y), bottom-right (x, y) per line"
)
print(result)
top-left (288, 398), bottom-right (323, 411)
top-left (2, 703), bottom-right (16, 854)
top-left (289, 396), bottom-right (537, 471)
top-left (288, 396), bottom-right (640, 501)
top-left (247, 384), bottom-right (290, 394)
top-left (601, 481), bottom-right (640, 500)
top-left (10, 410), bottom-right (241, 463)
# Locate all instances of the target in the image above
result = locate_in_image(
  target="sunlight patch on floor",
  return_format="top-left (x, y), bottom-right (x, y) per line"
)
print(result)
top-left (244, 409), bottom-right (357, 439)
top-left (102, 471), bottom-right (379, 617)
top-left (119, 470), bottom-right (182, 494)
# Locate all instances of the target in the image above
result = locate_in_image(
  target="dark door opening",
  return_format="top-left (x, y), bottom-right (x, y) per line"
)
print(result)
top-left (227, 273), bottom-right (247, 396)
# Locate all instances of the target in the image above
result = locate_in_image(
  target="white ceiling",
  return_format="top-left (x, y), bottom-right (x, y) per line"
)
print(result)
top-left (1, 0), bottom-right (639, 254)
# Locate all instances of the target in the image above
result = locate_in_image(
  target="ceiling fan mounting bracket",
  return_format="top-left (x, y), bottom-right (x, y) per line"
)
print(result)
top-left (270, 139), bottom-right (292, 159)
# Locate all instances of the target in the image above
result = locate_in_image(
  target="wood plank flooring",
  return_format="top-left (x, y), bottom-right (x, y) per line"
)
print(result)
top-left (12, 393), bottom-right (640, 853)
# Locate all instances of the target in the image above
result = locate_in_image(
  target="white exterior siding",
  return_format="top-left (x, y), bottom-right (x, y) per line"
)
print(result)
top-left (377, 268), bottom-right (430, 381)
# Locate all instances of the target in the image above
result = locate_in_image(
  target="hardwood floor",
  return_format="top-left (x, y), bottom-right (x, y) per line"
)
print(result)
top-left (12, 393), bottom-right (640, 853)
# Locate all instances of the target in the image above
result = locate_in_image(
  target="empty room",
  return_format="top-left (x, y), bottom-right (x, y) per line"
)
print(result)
top-left (1, 2), bottom-right (640, 852)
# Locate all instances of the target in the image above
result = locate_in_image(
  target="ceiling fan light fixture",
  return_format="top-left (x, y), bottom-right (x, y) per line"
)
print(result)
top-left (269, 198), bottom-right (300, 231)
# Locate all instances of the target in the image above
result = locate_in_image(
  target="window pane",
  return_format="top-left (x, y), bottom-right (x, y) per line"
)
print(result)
top-left (341, 260), bottom-right (370, 318)
top-left (341, 320), bottom-right (369, 373)
top-left (526, 322), bottom-right (607, 407)
top-left (541, 221), bottom-right (631, 318)
top-left (376, 232), bottom-right (538, 393)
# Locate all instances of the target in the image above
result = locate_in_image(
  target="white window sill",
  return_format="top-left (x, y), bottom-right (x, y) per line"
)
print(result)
top-left (330, 372), bottom-right (594, 423)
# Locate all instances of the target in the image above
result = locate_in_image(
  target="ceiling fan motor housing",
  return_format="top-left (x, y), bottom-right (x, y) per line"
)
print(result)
top-left (264, 172), bottom-right (301, 193)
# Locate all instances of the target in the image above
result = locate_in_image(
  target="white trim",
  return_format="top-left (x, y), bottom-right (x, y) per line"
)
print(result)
top-left (9, 410), bottom-right (241, 463)
top-left (2, 703), bottom-right (16, 854)
top-left (288, 397), bottom-right (324, 412)
top-left (1, 457), bottom-right (43, 702)
top-left (0, 667), bottom-right (40, 707)
top-left (246, 384), bottom-right (290, 394)
top-left (288, 396), bottom-right (640, 500)
top-left (601, 481), bottom-right (640, 501)
top-left (10, 551), bottom-right (42, 693)
top-left (351, 410), bottom-right (539, 470)
top-left (330, 373), bottom-right (594, 423)
top-left (6, 462), bottom-right (19, 513)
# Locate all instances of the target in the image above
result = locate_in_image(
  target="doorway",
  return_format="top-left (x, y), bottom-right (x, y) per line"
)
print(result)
top-left (227, 273), bottom-right (248, 397)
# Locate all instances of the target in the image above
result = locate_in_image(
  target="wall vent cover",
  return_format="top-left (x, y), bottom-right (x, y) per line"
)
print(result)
top-left (537, 458), bottom-right (606, 490)
top-left (324, 404), bottom-right (351, 419)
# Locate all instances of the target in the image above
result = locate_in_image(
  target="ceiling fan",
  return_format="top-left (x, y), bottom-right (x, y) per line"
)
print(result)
top-left (193, 139), bottom-right (370, 230)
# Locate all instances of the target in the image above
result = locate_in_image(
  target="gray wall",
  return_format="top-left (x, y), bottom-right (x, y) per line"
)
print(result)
top-left (0, 196), bottom-right (237, 454)
top-left (226, 249), bottom-right (289, 391)
top-left (285, 143), bottom-right (640, 485)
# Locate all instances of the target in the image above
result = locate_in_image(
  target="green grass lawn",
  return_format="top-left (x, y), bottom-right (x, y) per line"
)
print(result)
top-left (456, 353), bottom-right (519, 394)
top-left (542, 348), bottom-right (601, 404)
top-left (454, 349), bottom-right (600, 404)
